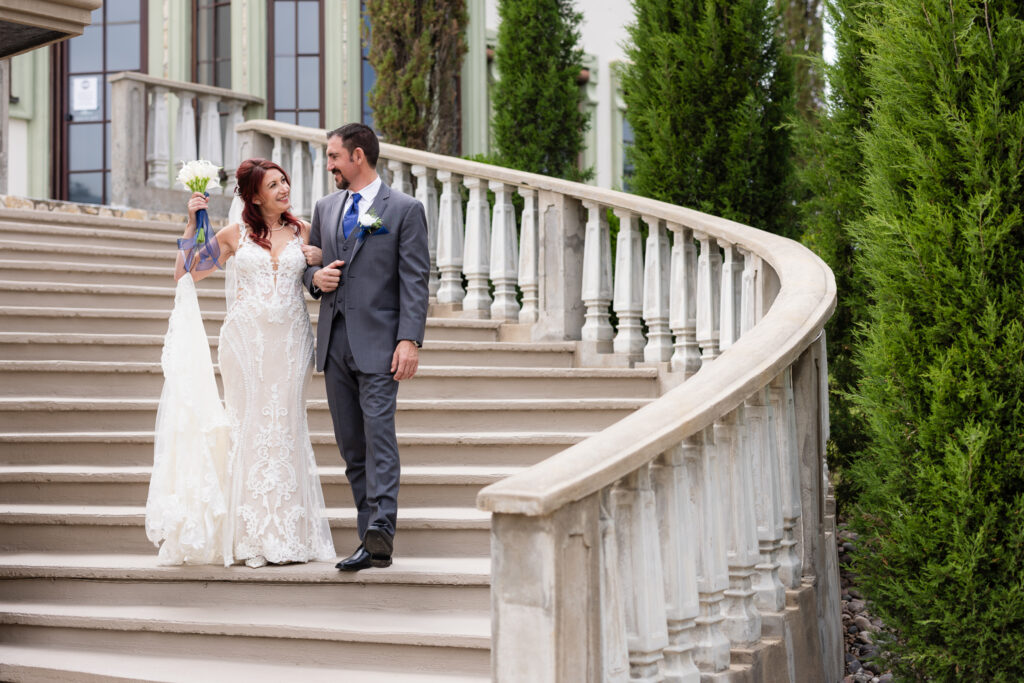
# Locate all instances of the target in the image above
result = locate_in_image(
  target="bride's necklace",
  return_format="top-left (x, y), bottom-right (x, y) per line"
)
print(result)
top-left (269, 222), bottom-right (287, 232)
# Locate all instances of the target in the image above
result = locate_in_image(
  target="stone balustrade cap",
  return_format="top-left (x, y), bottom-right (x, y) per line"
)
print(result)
top-left (108, 72), bottom-right (264, 106)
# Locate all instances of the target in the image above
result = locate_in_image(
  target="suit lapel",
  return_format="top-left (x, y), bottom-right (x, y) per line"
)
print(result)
top-left (326, 190), bottom-right (349, 261)
top-left (348, 183), bottom-right (391, 265)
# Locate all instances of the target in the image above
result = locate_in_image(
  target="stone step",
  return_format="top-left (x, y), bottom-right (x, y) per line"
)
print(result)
top-left (0, 397), bottom-right (648, 434)
top-left (0, 279), bottom-right (282, 313)
top-left (0, 431), bottom-right (587, 468)
top-left (0, 206), bottom-right (186, 235)
top-left (0, 600), bottom-right (490, 678)
top-left (0, 645), bottom-right (491, 683)
top-left (0, 361), bottom-right (657, 400)
top-left (0, 259), bottom-right (227, 290)
top-left (0, 332), bottom-right (577, 366)
top-left (0, 553), bottom-right (491, 613)
top-left (0, 465), bottom-right (519, 508)
top-left (0, 505), bottom-right (492, 557)
top-left (0, 237), bottom-right (173, 267)
top-left (0, 306), bottom-right (504, 341)
top-left (0, 214), bottom-right (186, 251)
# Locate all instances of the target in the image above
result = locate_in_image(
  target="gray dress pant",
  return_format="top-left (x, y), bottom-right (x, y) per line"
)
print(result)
top-left (324, 312), bottom-right (400, 541)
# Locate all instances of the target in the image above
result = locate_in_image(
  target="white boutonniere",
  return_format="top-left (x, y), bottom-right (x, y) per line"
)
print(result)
top-left (357, 209), bottom-right (389, 241)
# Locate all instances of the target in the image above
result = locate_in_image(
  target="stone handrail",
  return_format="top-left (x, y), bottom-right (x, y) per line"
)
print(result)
top-left (231, 118), bottom-right (843, 681)
top-left (109, 72), bottom-right (263, 214)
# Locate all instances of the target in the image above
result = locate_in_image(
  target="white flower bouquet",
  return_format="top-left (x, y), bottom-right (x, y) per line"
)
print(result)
top-left (176, 160), bottom-right (222, 272)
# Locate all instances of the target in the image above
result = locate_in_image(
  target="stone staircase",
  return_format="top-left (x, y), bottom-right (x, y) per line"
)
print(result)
top-left (0, 206), bottom-right (660, 681)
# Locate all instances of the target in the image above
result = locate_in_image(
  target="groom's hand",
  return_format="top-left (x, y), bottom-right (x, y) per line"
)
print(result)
top-left (313, 260), bottom-right (344, 292)
top-left (391, 340), bottom-right (419, 381)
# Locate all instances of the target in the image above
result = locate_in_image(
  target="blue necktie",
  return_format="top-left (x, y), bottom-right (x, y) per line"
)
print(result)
top-left (342, 192), bottom-right (362, 239)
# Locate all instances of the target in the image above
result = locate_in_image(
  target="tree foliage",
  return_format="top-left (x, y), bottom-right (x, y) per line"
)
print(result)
top-left (793, 0), bottom-right (878, 498)
top-left (621, 0), bottom-right (796, 237)
top-left (365, 0), bottom-right (467, 155)
top-left (491, 0), bottom-right (589, 179)
top-left (849, 0), bottom-right (1024, 677)
top-left (776, 0), bottom-right (825, 117)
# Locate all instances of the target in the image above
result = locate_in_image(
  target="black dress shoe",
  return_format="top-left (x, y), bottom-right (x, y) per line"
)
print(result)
top-left (335, 545), bottom-right (373, 571)
top-left (364, 528), bottom-right (394, 557)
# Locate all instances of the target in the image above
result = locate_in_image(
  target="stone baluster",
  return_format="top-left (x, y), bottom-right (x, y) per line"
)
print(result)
top-left (686, 429), bottom-right (731, 671)
top-left (612, 466), bottom-right (669, 681)
top-left (197, 95), bottom-right (223, 190)
top-left (668, 224), bottom-right (701, 377)
top-left (612, 209), bottom-right (645, 358)
top-left (517, 188), bottom-right (539, 324)
top-left (462, 176), bottom-right (492, 317)
top-left (600, 489), bottom-right (632, 682)
top-left (771, 368), bottom-right (803, 588)
top-left (739, 249), bottom-right (761, 337)
top-left (435, 170), bottom-right (465, 305)
top-left (718, 243), bottom-right (742, 352)
top-left (716, 409), bottom-right (762, 646)
top-left (310, 143), bottom-right (326, 207)
top-left (651, 444), bottom-right (702, 682)
top-left (387, 159), bottom-right (413, 195)
top-left (270, 135), bottom-right (284, 169)
top-left (489, 181), bottom-right (520, 321)
top-left (412, 165), bottom-right (440, 299)
top-left (174, 93), bottom-right (198, 172)
top-left (642, 215), bottom-right (672, 363)
top-left (146, 86), bottom-right (170, 188)
top-left (745, 386), bottom-right (786, 614)
top-left (694, 233), bottom-right (722, 362)
top-left (581, 201), bottom-right (613, 346)
top-left (290, 141), bottom-right (307, 217)
top-left (222, 100), bottom-right (245, 196)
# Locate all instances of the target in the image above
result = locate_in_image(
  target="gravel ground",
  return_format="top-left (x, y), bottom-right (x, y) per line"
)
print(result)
top-left (837, 524), bottom-right (895, 683)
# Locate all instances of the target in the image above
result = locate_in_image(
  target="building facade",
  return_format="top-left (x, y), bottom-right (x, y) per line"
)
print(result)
top-left (4, 0), bottom-right (634, 206)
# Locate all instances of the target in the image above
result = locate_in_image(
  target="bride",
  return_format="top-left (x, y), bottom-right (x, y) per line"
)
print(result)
top-left (146, 158), bottom-right (335, 568)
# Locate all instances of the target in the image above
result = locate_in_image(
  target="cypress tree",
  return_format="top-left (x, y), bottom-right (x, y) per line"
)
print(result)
top-left (491, 0), bottom-right (589, 179)
top-left (793, 0), bottom-right (878, 496)
top-left (365, 0), bottom-right (467, 154)
top-left (621, 0), bottom-right (795, 237)
top-left (776, 0), bottom-right (825, 117)
top-left (850, 0), bottom-right (1024, 677)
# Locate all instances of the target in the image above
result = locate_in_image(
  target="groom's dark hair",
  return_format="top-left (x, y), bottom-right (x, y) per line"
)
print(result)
top-left (328, 123), bottom-right (379, 168)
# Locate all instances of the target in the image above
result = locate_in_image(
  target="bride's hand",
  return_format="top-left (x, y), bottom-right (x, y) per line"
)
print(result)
top-left (301, 244), bottom-right (323, 266)
top-left (185, 192), bottom-right (208, 234)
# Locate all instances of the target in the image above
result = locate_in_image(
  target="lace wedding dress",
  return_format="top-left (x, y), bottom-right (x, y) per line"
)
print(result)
top-left (146, 222), bottom-right (335, 567)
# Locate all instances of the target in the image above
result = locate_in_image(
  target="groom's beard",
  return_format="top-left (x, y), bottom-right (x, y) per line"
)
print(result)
top-left (333, 172), bottom-right (349, 190)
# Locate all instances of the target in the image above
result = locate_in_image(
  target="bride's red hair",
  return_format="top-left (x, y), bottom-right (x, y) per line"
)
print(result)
top-left (235, 158), bottom-right (302, 249)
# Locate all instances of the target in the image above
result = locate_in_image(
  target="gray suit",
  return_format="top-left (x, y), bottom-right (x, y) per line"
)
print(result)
top-left (304, 183), bottom-right (430, 541)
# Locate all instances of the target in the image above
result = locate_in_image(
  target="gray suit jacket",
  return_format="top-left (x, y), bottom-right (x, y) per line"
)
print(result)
top-left (303, 183), bottom-right (430, 373)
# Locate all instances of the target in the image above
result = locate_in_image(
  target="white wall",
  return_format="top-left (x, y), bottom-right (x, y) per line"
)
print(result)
top-left (7, 119), bottom-right (28, 198)
top-left (484, 0), bottom-right (634, 188)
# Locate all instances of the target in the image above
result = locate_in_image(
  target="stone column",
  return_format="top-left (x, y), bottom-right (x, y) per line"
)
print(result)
top-left (110, 76), bottom-right (147, 207)
top-left (0, 59), bottom-right (9, 195)
top-left (533, 191), bottom-right (585, 342)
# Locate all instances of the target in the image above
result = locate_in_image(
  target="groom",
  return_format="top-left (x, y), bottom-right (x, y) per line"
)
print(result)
top-left (303, 123), bottom-right (430, 571)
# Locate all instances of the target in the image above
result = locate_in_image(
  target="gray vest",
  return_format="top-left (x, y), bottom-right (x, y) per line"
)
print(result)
top-left (333, 221), bottom-right (360, 318)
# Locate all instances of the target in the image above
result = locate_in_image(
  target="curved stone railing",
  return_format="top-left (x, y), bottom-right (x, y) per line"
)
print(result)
top-left (227, 118), bottom-right (841, 681)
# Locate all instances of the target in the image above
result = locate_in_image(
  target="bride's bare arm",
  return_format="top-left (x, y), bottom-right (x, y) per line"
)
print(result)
top-left (299, 221), bottom-right (322, 266)
top-left (174, 192), bottom-right (239, 282)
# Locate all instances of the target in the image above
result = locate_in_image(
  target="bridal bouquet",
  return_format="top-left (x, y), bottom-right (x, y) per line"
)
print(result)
top-left (177, 160), bottom-right (222, 272)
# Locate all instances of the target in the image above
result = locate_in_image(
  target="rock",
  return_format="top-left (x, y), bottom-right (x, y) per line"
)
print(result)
top-left (864, 661), bottom-right (881, 675)
top-left (854, 615), bottom-right (872, 631)
top-left (847, 624), bottom-right (859, 634)
top-left (878, 675), bottom-right (894, 683)
top-left (857, 631), bottom-right (873, 644)
top-left (848, 599), bottom-right (866, 613)
top-left (847, 658), bottom-right (862, 674)
top-left (843, 542), bottom-right (855, 553)
top-left (848, 587), bottom-right (864, 599)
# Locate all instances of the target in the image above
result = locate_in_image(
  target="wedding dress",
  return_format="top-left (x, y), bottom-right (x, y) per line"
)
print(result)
top-left (146, 220), bottom-right (335, 567)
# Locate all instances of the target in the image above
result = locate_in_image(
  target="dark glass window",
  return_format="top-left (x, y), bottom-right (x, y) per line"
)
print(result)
top-left (269, 0), bottom-right (323, 128)
top-left (622, 115), bottom-right (635, 192)
top-left (360, 2), bottom-right (376, 129)
top-left (195, 0), bottom-right (232, 88)
top-left (64, 2), bottom-right (145, 205)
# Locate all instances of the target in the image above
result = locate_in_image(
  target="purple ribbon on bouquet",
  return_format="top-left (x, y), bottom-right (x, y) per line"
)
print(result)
top-left (177, 193), bottom-right (221, 272)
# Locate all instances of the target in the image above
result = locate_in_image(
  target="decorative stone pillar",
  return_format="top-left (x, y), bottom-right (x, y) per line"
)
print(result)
top-left (600, 489), bottom-right (632, 683)
top-left (411, 165), bottom-right (439, 299)
top-left (174, 93), bottom-right (198, 169)
top-left (289, 141), bottom-right (306, 217)
top-left (387, 160), bottom-right (413, 195)
top-left (223, 101), bottom-right (246, 196)
top-left (652, 445), bottom-right (702, 682)
top-left (0, 59), bottom-right (8, 195)
top-left (435, 170), bottom-right (465, 305)
top-left (668, 224), bottom-right (701, 377)
top-left (612, 466), bottom-right (669, 681)
top-left (771, 369), bottom-right (803, 588)
top-left (641, 215), bottom-right (672, 363)
top-left (462, 176), bottom-right (492, 317)
top-left (746, 386), bottom-right (787, 613)
top-left (687, 429), bottom-right (731, 671)
top-left (517, 188), bottom-right (540, 324)
top-left (581, 201), bottom-right (613, 346)
top-left (612, 209), bottom-right (645, 358)
top-left (198, 95), bottom-right (223, 174)
top-left (110, 76), bottom-right (147, 207)
top-left (533, 191), bottom-right (585, 342)
top-left (716, 409), bottom-right (762, 646)
top-left (718, 243), bottom-right (742, 351)
top-left (146, 86), bottom-right (170, 189)
top-left (694, 233), bottom-right (722, 363)
top-left (739, 248), bottom-right (761, 336)
top-left (489, 181), bottom-right (520, 321)
top-left (310, 143), bottom-right (326, 208)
